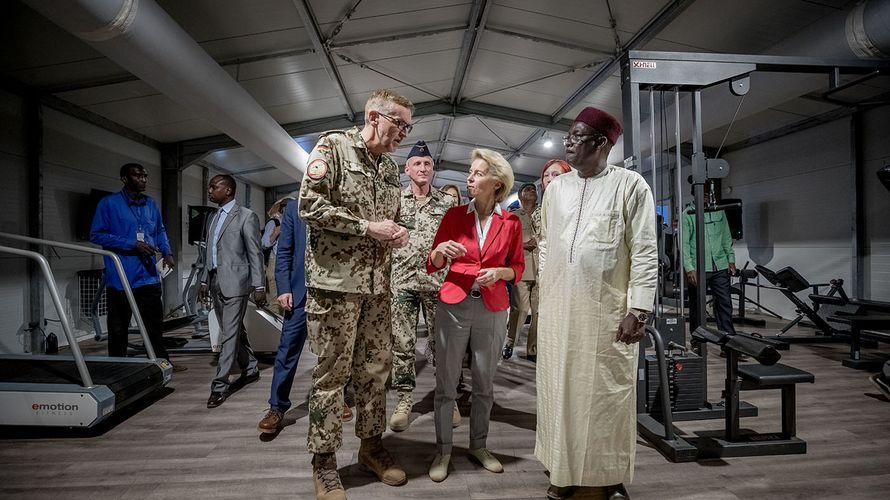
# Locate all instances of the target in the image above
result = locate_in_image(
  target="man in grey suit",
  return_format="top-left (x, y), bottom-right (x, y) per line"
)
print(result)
top-left (200, 174), bottom-right (267, 408)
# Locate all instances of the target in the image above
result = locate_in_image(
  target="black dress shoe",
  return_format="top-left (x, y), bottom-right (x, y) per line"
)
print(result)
top-left (502, 344), bottom-right (513, 360)
top-left (605, 483), bottom-right (630, 499)
top-left (526, 354), bottom-right (537, 363)
top-left (240, 371), bottom-right (260, 385)
top-left (546, 484), bottom-right (576, 499)
top-left (207, 392), bottom-right (227, 408)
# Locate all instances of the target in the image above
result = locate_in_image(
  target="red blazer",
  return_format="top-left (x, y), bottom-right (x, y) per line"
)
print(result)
top-left (426, 204), bottom-right (525, 312)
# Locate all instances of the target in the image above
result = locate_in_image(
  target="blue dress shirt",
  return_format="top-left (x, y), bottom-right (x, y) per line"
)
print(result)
top-left (90, 189), bottom-right (172, 290)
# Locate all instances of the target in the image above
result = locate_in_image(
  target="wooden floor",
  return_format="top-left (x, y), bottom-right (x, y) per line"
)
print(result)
top-left (1, 317), bottom-right (889, 499)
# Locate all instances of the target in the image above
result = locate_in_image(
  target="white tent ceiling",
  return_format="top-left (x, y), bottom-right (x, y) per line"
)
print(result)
top-left (3, 0), bottom-right (889, 190)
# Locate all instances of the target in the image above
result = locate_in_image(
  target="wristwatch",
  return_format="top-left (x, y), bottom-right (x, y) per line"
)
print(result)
top-left (630, 309), bottom-right (650, 324)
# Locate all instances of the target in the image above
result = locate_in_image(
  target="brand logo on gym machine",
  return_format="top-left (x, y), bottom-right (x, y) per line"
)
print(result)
top-left (31, 402), bottom-right (79, 415)
top-left (632, 61), bottom-right (657, 69)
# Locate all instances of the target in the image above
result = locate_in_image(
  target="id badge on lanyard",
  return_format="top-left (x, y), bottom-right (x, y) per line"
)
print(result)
top-left (136, 226), bottom-right (145, 242)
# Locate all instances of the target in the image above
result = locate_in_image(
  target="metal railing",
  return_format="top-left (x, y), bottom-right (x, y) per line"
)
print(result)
top-left (0, 244), bottom-right (93, 388)
top-left (0, 232), bottom-right (157, 361)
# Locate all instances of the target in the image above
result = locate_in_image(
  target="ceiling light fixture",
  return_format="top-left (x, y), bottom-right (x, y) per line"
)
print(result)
top-left (543, 132), bottom-right (553, 149)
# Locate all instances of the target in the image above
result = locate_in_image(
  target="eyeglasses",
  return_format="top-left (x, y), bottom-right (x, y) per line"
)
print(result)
top-left (562, 134), bottom-right (604, 146)
top-left (378, 112), bottom-right (414, 134)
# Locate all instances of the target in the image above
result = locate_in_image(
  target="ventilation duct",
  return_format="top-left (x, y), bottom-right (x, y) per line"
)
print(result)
top-left (23, 0), bottom-right (309, 178)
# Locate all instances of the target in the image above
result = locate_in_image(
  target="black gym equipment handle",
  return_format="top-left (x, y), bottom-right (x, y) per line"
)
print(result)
top-left (645, 325), bottom-right (675, 441)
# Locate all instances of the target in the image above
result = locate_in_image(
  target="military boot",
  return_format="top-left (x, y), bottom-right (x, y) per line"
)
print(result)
top-left (389, 392), bottom-right (412, 432)
top-left (312, 453), bottom-right (346, 500)
top-left (358, 435), bottom-right (407, 486)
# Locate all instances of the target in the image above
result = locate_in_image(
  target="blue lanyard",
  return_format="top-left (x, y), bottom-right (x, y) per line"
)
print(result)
top-left (121, 191), bottom-right (146, 230)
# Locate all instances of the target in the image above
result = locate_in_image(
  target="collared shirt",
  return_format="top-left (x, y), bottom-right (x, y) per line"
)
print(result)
top-left (467, 199), bottom-right (502, 251)
top-left (90, 189), bottom-right (172, 290)
top-left (681, 202), bottom-right (736, 272)
top-left (211, 199), bottom-right (237, 269)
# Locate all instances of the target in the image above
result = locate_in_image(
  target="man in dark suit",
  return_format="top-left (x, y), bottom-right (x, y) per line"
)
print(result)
top-left (258, 197), bottom-right (309, 433)
top-left (200, 174), bottom-right (266, 408)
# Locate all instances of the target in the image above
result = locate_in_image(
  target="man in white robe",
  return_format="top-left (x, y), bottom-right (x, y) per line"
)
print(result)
top-left (535, 107), bottom-right (657, 500)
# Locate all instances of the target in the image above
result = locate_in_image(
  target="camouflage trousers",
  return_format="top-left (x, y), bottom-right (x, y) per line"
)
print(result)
top-left (306, 288), bottom-right (392, 453)
top-left (390, 288), bottom-right (439, 394)
top-left (506, 280), bottom-right (539, 355)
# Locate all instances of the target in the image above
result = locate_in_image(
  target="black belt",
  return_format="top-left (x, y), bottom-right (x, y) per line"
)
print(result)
top-left (469, 289), bottom-right (482, 299)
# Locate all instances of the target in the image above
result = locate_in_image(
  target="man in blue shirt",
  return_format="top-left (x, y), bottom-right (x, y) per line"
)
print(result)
top-left (91, 163), bottom-right (175, 361)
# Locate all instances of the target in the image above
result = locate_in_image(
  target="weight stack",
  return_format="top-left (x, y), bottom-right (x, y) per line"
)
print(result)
top-left (644, 353), bottom-right (705, 415)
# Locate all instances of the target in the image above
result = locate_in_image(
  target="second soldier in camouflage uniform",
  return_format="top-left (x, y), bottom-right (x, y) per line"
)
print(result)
top-left (388, 141), bottom-right (455, 432)
top-left (300, 89), bottom-right (413, 500)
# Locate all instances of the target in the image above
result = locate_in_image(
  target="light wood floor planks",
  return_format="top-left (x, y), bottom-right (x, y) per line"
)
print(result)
top-left (1, 318), bottom-right (889, 499)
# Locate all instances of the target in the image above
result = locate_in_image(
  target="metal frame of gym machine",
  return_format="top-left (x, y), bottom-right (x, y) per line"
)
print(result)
top-left (0, 232), bottom-right (173, 428)
top-left (623, 50), bottom-right (890, 462)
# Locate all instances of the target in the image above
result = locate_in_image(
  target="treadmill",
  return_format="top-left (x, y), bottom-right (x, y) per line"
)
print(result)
top-left (0, 234), bottom-right (173, 428)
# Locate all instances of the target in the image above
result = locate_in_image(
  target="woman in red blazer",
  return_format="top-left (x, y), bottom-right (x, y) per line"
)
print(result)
top-left (425, 148), bottom-right (524, 482)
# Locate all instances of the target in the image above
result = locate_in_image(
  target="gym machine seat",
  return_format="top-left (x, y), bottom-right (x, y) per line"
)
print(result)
top-left (737, 363), bottom-right (814, 442)
top-left (691, 326), bottom-right (813, 458)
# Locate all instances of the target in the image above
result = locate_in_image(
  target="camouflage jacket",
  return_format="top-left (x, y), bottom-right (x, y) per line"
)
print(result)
top-left (392, 186), bottom-right (455, 292)
top-left (512, 205), bottom-right (539, 280)
top-left (299, 127), bottom-right (401, 295)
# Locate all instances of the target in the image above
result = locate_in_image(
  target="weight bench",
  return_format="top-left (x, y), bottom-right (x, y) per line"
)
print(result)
top-left (738, 363), bottom-right (814, 443)
top-left (691, 326), bottom-right (813, 458)
top-left (754, 264), bottom-right (843, 343)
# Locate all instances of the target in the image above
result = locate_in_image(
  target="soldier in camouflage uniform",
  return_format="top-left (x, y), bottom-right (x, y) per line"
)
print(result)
top-left (388, 141), bottom-right (455, 432)
top-left (504, 183), bottom-right (540, 362)
top-left (300, 89), bottom-right (413, 500)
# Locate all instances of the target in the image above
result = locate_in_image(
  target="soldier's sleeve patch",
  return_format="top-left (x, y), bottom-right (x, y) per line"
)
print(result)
top-left (307, 159), bottom-right (329, 180)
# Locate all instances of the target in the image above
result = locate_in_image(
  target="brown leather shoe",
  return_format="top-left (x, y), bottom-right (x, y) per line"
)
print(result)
top-left (358, 435), bottom-right (407, 486)
top-left (605, 483), bottom-right (630, 499)
top-left (312, 453), bottom-right (346, 500)
top-left (341, 404), bottom-right (353, 422)
top-left (258, 408), bottom-right (284, 434)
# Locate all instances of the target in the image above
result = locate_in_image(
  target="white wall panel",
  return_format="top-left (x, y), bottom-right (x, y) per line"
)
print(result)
top-left (862, 106), bottom-right (890, 300)
top-left (39, 108), bottom-right (161, 345)
top-left (723, 118), bottom-right (852, 319)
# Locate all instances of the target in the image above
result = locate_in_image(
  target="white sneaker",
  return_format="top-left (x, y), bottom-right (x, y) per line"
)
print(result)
top-left (429, 453), bottom-right (451, 482)
top-left (452, 402), bottom-right (461, 428)
top-left (389, 394), bottom-right (413, 432)
top-left (468, 448), bottom-right (503, 473)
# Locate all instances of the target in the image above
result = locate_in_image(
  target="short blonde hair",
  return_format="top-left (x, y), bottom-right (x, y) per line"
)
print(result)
top-left (471, 148), bottom-right (514, 203)
top-left (365, 89), bottom-right (415, 117)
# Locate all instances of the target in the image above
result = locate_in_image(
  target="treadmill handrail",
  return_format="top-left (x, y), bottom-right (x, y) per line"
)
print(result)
top-left (0, 245), bottom-right (94, 388)
top-left (0, 232), bottom-right (156, 360)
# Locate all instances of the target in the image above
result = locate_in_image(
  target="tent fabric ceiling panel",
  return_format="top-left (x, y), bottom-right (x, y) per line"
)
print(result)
top-left (204, 149), bottom-right (272, 171)
top-left (4, 0), bottom-right (883, 190)
top-left (240, 70), bottom-right (344, 107)
top-left (446, 117), bottom-right (535, 152)
top-left (135, 120), bottom-right (227, 144)
top-left (234, 53), bottom-right (324, 82)
top-left (83, 95), bottom-right (202, 131)
top-left (266, 96), bottom-right (354, 125)
top-left (468, 70), bottom-right (596, 115)
top-left (489, 0), bottom-right (667, 55)
top-left (653, 0), bottom-right (848, 54)
top-left (333, 29), bottom-right (466, 62)
top-left (311, 1), bottom-right (472, 41)
top-left (56, 80), bottom-right (161, 108)
top-left (156, 0), bottom-right (308, 60)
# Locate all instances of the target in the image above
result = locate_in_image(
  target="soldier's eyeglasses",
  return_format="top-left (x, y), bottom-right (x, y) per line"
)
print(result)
top-left (378, 112), bottom-right (414, 134)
